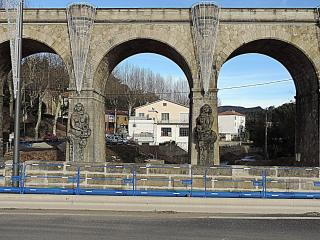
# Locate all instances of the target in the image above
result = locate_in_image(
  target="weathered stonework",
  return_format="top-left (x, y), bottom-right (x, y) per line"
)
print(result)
top-left (0, 75), bottom-right (3, 165)
top-left (0, 8), bottom-right (319, 166)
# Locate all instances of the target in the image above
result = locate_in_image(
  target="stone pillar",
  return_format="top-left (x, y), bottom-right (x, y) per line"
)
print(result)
top-left (0, 83), bottom-right (3, 165)
top-left (66, 89), bottom-right (106, 163)
top-left (190, 87), bottom-right (219, 166)
top-left (295, 91), bottom-right (319, 166)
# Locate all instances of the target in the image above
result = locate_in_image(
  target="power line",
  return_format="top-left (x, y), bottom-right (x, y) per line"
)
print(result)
top-left (104, 78), bottom-right (294, 96)
top-left (7, 77), bottom-right (294, 96)
top-left (218, 78), bottom-right (293, 91)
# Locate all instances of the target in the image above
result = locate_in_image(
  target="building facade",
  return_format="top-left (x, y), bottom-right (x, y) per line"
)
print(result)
top-left (218, 111), bottom-right (246, 141)
top-left (128, 100), bottom-right (189, 151)
top-left (105, 110), bottom-right (129, 135)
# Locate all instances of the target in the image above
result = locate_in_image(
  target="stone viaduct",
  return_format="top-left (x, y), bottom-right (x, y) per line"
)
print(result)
top-left (0, 8), bottom-right (319, 166)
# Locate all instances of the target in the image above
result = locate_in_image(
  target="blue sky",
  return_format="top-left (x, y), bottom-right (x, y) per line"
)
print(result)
top-left (27, 0), bottom-right (320, 8)
top-left (28, 0), bottom-right (314, 108)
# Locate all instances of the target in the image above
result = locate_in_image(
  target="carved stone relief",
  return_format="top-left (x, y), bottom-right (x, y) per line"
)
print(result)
top-left (68, 103), bottom-right (92, 162)
top-left (194, 104), bottom-right (217, 166)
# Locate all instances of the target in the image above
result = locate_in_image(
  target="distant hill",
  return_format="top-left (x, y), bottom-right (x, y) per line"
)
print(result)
top-left (218, 106), bottom-right (264, 115)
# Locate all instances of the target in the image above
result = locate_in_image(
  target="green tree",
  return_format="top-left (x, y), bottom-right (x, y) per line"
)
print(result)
top-left (245, 102), bottom-right (295, 159)
top-left (268, 102), bottom-right (295, 158)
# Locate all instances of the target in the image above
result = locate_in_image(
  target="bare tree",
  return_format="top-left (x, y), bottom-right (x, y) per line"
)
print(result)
top-left (0, 0), bottom-right (29, 8)
top-left (171, 78), bottom-right (189, 106)
top-left (23, 54), bottom-right (52, 139)
top-left (112, 62), bottom-right (190, 114)
top-left (48, 56), bottom-right (69, 136)
top-left (6, 72), bottom-right (14, 118)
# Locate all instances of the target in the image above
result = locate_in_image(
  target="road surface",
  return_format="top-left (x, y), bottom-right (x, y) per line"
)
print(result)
top-left (1, 194), bottom-right (320, 214)
top-left (0, 210), bottom-right (319, 240)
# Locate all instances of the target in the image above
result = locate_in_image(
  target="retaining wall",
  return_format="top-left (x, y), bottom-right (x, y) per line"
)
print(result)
top-left (1, 161), bottom-right (320, 193)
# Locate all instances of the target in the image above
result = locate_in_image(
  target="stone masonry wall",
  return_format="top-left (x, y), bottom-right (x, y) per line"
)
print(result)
top-left (1, 161), bottom-right (320, 193)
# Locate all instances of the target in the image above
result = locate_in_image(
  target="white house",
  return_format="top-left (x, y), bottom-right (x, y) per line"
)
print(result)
top-left (218, 110), bottom-right (246, 141)
top-left (128, 99), bottom-right (189, 151)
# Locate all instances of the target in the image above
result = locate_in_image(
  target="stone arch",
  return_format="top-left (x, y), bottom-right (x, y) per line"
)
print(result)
top-left (93, 38), bottom-right (194, 93)
top-left (0, 36), bottom-right (71, 162)
top-left (0, 37), bottom-right (70, 76)
top-left (217, 38), bottom-right (319, 166)
top-left (78, 37), bottom-right (196, 163)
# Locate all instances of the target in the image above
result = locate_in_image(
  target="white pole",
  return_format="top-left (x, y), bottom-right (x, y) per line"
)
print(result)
top-left (12, 0), bottom-right (23, 187)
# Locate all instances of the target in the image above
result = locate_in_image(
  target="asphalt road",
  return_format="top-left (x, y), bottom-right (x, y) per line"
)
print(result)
top-left (0, 210), bottom-right (319, 240)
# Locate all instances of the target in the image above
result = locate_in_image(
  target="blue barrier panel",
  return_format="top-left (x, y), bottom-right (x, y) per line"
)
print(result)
top-left (135, 165), bottom-right (192, 196)
top-left (206, 191), bottom-right (241, 198)
top-left (1, 162), bottom-right (320, 200)
top-left (78, 164), bottom-right (135, 194)
top-left (181, 179), bottom-right (192, 185)
top-left (23, 163), bottom-right (76, 193)
top-left (23, 187), bottom-right (75, 195)
top-left (79, 188), bottom-right (132, 196)
top-left (314, 182), bottom-right (320, 187)
top-left (0, 187), bottom-right (21, 193)
top-left (134, 189), bottom-right (192, 197)
top-left (293, 192), bottom-right (320, 199)
top-left (266, 192), bottom-right (295, 199)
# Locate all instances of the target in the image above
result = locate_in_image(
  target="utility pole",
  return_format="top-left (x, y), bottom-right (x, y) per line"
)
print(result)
top-left (264, 108), bottom-right (269, 160)
top-left (114, 108), bottom-right (117, 135)
top-left (12, 0), bottom-right (24, 187)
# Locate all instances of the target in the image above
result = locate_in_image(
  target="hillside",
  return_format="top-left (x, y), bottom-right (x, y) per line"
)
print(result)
top-left (218, 106), bottom-right (264, 115)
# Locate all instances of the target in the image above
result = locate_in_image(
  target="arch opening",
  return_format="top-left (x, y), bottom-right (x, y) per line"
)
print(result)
top-left (0, 38), bottom-right (69, 163)
top-left (94, 39), bottom-right (193, 164)
top-left (94, 38), bottom-right (193, 93)
top-left (218, 39), bottom-right (319, 166)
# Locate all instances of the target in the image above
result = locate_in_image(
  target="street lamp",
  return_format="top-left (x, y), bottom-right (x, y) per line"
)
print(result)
top-left (5, 0), bottom-right (24, 187)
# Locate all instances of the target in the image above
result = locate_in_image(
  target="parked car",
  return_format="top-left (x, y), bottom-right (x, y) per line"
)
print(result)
top-left (43, 133), bottom-right (58, 142)
top-left (106, 135), bottom-right (119, 145)
top-left (106, 135), bottom-right (129, 145)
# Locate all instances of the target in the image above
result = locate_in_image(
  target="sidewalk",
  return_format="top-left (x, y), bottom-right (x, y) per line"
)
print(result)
top-left (0, 194), bottom-right (319, 215)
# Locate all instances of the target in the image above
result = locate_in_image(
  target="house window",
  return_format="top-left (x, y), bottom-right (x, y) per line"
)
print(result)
top-left (139, 113), bottom-right (145, 117)
top-left (179, 128), bottom-right (189, 137)
top-left (163, 103), bottom-right (167, 106)
top-left (180, 113), bottom-right (189, 123)
top-left (161, 113), bottom-right (169, 121)
top-left (161, 128), bottom-right (172, 137)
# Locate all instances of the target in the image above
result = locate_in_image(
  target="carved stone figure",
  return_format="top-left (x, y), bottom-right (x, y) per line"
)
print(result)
top-left (194, 104), bottom-right (217, 165)
top-left (68, 103), bottom-right (91, 162)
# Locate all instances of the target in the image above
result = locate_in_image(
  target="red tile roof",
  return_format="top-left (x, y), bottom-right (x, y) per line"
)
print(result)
top-left (218, 110), bottom-right (245, 116)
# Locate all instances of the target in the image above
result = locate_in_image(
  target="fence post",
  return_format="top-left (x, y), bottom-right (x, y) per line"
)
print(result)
top-left (132, 166), bottom-right (136, 196)
top-left (262, 170), bottom-right (267, 198)
top-left (20, 162), bottom-right (26, 194)
top-left (190, 165), bottom-right (193, 197)
top-left (76, 166), bottom-right (80, 195)
top-left (204, 168), bottom-right (208, 198)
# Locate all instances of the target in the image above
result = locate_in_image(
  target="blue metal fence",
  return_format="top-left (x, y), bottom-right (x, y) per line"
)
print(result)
top-left (1, 162), bottom-right (320, 199)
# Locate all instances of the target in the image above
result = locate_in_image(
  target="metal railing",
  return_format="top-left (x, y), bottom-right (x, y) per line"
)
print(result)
top-left (0, 162), bottom-right (320, 199)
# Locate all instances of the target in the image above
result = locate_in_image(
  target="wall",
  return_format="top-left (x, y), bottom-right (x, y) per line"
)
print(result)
top-left (0, 8), bottom-right (319, 165)
top-left (1, 161), bottom-right (319, 193)
top-left (135, 100), bottom-right (189, 123)
top-left (218, 115), bottom-right (245, 135)
top-left (155, 124), bottom-right (189, 151)
top-left (128, 118), bottom-right (154, 138)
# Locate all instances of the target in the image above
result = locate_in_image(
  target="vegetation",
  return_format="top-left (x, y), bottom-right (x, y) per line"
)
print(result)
top-left (3, 53), bottom-right (68, 140)
top-left (245, 102), bottom-right (296, 159)
top-left (107, 63), bottom-right (190, 115)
